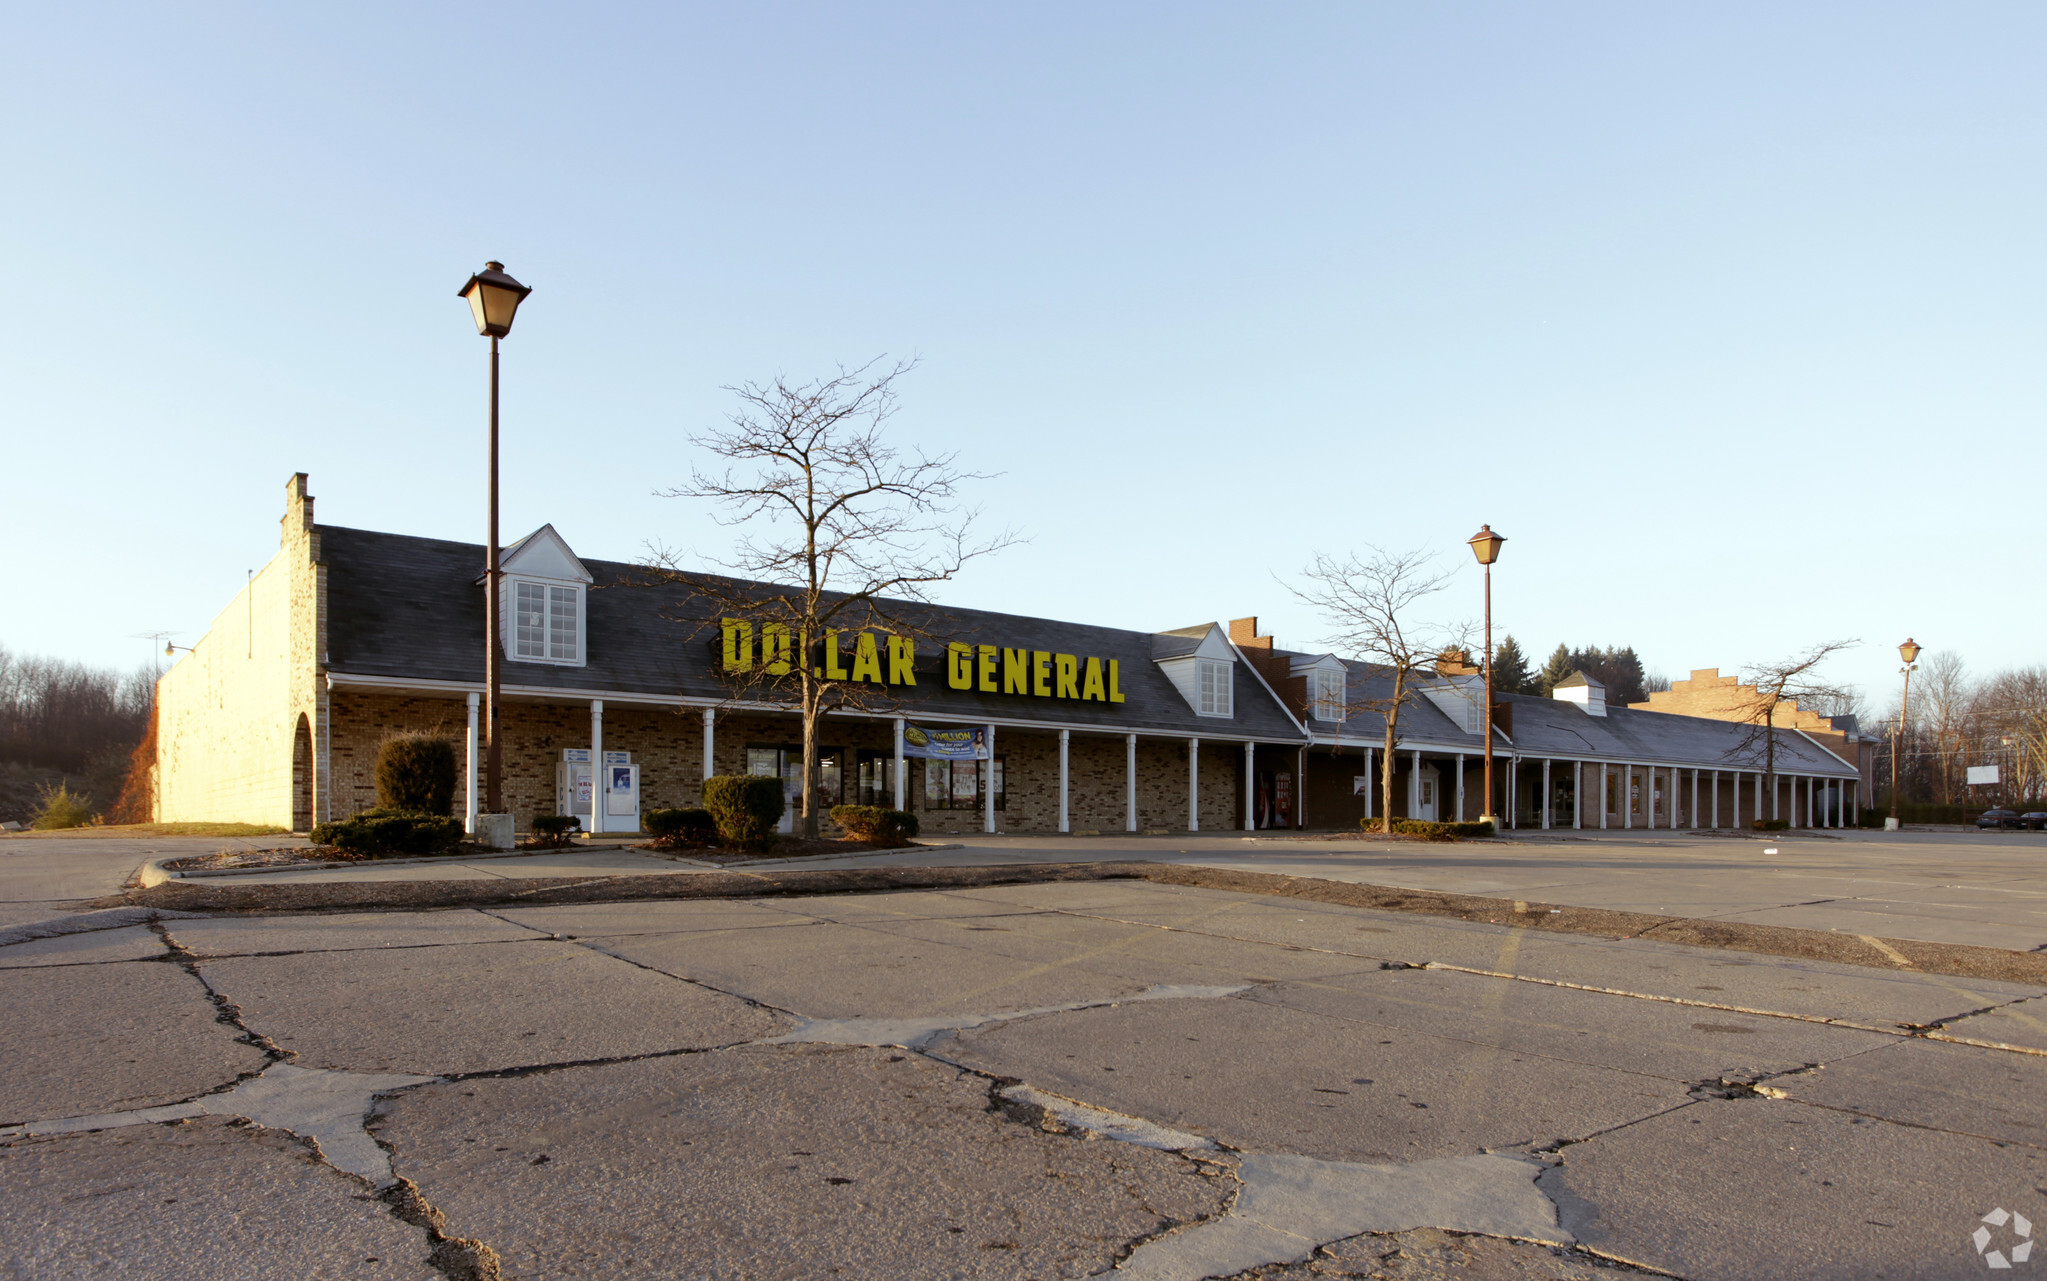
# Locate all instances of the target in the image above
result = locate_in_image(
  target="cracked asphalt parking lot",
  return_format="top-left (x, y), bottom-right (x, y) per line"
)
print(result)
top-left (4, 878), bottom-right (2046, 1280)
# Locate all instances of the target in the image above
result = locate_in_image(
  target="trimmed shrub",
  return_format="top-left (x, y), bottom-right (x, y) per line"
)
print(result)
top-left (703, 775), bottom-right (785, 852)
top-left (532, 814), bottom-right (581, 847)
top-left (31, 783), bottom-right (95, 831)
top-left (311, 809), bottom-right (464, 857)
top-left (645, 808), bottom-right (717, 848)
top-left (1360, 817), bottom-right (1492, 841)
top-left (829, 805), bottom-right (920, 846)
top-left (376, 733), bottom-right (458, 815)
top-left (1750, 819), bottom-right (1790, 832)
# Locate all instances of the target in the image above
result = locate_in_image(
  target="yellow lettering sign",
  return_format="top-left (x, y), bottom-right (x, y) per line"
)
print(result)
top-left (1054, 654), bottom-right (1079, 699)
top-left (850, 632), bottom-right (883, 684)
top-left (947, 642), bottom-right (972, 689)
top-left (888, 635), bottom-right (916, 685)
top-left (1003, 647), bottom-right (1028, 695)
top-left (721, 620), bottom-right (752, 671)
top-left (977, 645), bottom-right (999, 693)
top-left (1081, 656), bottom-right (1106, 702)
top-left (1032, 651), bottom-right (1051, 697)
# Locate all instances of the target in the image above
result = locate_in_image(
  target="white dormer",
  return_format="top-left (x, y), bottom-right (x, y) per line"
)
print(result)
top-left (1552, 671), bottom-right (1606, 717)
top-left (499, 525), bottom-right (592, 667)
top-left (1289, 654), bottom-right (1348, 722)
top-left (1155, 624), bottom-right (1236, 718)
top-left (1419, 672), bottom-right (1486, 734)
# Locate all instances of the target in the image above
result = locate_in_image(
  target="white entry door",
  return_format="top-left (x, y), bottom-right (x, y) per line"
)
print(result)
top-left (1417, 768), bottom-right (1440, 822)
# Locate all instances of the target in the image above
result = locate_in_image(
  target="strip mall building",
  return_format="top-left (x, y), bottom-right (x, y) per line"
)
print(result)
top-left (153, 477), bottom-right (1871, 836)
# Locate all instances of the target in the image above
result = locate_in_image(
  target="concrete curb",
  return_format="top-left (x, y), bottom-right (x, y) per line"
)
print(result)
top-left (142, 840), bottom-right (964, 882)
top-left (145, 843), bottom-right (646, 883)
top-left (100, 861), bottom-right (2047, 987)
top-left (0, 906), bottom-right (213, 947)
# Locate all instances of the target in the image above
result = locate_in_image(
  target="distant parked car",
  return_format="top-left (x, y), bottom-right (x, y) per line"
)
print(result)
top-left (2023, 812), bottom-right (2047, 831)
top-left (1977, 809), bottom-right (2023, 830)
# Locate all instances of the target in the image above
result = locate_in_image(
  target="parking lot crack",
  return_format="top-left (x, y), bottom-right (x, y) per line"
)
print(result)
top-left (150, 920), bottom-right (292, 1066)
top-left (379, 1175), bottom-right (505, 1281)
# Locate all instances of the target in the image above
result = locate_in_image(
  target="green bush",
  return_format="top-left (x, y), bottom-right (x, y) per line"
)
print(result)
top-left (311, 809), bottom-right (465, 857)
top-left (1750, 819), bottom-right (1789, 832)
top-left (1360, 817), bottom-right (1492, 841)
top-left (375, 733), bottom-right (458, 815)
top-left (829, 805), bottom-right (920, 846)
top-left (702, 775), bottom-right (785, 852)
top-left (532, 814), bottom-right (581, 847)
top-left (31, 783), bottom-right (95, 831)
top-left (645, 808), bottom-right (717, 848)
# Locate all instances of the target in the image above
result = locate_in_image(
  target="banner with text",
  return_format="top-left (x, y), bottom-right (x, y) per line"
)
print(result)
top-left (902, 724), bottom-right (990, 761)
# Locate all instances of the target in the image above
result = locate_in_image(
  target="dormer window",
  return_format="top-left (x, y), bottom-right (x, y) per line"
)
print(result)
top-left (495, 523), bottom-right (593, 668)
top-left (1198, 659), bottom-right (1233, 717)
top-left (1311, 666), bottom-right (1345, 721)
top-left (515, 581), bottom-right (581, 662)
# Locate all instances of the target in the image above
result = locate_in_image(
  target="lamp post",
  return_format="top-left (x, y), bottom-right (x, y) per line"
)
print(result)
top-left (457, 262), bottom-right (532, 829)
top-left (1466, 525), bottom-right (1506, 827)
top-left (1889, 637), bottom-right (1920, 831)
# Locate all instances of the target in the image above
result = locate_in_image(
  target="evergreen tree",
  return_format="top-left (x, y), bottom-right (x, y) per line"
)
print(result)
top-left (1537, 643), bottom-right (1575, 696)
top-left (1491, 634), bottom-right (1533, 695)
top-left (1566, 645), bottom-right (1649, 706)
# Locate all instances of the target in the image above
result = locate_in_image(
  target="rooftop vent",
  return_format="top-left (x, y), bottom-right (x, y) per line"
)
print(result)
top-left (1552, 671), bottom-right (1606, 717)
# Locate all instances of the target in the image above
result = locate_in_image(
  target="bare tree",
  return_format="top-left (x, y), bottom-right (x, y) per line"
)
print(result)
top-left (1972, 666), bottom-right (2047, 803)
top-left (1289, 547), bottom-right (1460, 829)
top-left (1731, 639), bottom-right (1859, 819)
top-left (649, 359), bottom-right (1016, 837)
top-left (1915, 651), bottom-right (1974, 805)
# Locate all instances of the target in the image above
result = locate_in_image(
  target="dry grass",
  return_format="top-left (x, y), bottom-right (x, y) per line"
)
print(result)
top-left (1, 821), bottom-right (291, 839)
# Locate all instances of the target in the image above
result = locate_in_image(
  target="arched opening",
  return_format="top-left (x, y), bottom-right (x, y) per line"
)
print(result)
top-left (292, 714), bottom-right (313, 833)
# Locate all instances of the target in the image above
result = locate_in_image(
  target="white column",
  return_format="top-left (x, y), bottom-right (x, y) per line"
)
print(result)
top-left (1455, 754), bottom-right (1465, 822)
top-left (1411, 749), bottom-right (1422, 819)
top-left (1573, 760), bottom-right (1583, 829)
top-left (464, 692), bottom-right (479, 834)
top-left (1542, 759), bottom-right (1552, 830)
top-left (702, 708), bottom-right (715, 781)
top-left (589, 699), bottom-right (604, 836)
top-left (1771, 773), bottom-right (1779, 822)
top-left (1712, 770), bottom-right (1720, 829)
top-left (1732, 773), bottom-right (1741, 828)
top-left (1244, 740), bottom-right (1256, 831)
top-left (984, 725), bottom-right (997, 834)
top-left (1649, 766), bottom-right (1659, 829)
top-left (892, 717), bottom-right (906, 810)
top-left (1691, 769), bottom-right (1699, 830)
top-left (1058, 730), bottom-right (1071, 834)
top-left (1600, 765), bottom-right (1609, 830)
top-left (1623, 764), bottom-right (1633, 829)
top-left (1364, 748), bottom-right (1375, 821)
top-left (1807, 776), bottom-right (1815, 828)
top-left (1126, 734), bottom-right (1138, 832)
top-left (1188, 737), bottom-right (1200, 832)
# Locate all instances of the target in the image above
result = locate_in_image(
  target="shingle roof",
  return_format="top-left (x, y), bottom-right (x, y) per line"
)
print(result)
top-left (320, 525), bottom-right (1304, 740)
top-left (1277, 654), bottom-right (1852, 777)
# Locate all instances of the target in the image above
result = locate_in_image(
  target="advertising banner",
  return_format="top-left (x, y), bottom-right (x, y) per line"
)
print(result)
top-left (902, 724), bottom-right (990, 761)
top-left (1967, 765), bottom-right (2001, 786)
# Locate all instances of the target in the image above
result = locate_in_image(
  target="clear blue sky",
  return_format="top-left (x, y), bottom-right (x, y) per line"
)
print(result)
top-left (5, 3), bottom-right (2039, 709)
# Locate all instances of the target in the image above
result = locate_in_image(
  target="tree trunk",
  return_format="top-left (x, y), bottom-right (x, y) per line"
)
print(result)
top-left (1379, 668), bottom-right (1404, 831)
top-left (800, 701), bottom-right (821, 838)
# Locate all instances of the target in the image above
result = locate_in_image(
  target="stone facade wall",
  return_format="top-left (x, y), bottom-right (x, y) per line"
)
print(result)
top-left (154, 477), bottom-right (319, 829)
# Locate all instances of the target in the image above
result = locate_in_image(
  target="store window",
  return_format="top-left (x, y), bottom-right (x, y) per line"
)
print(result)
top-left (923, 757), bottom-right (1005, 811)
top-left (1198, 659), bottom-right (1233, 717)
